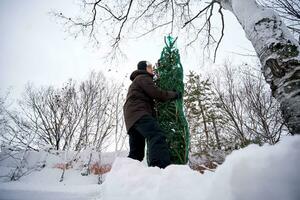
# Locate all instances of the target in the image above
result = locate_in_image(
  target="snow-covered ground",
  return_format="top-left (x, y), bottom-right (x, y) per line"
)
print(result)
top-left (0, 168), bottom-right (101, 200)
top-left (1, 136), bottom-right (300, 200)
top-left (0, 149), bottom-right (125, 200)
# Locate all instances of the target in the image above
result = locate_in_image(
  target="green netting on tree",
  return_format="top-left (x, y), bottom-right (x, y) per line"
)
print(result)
top-left (154, 36), bottom-right (190, 164)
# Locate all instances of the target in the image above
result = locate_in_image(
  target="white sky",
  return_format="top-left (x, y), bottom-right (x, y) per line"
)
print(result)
top-left (0, 0), bottom-right (257, 101)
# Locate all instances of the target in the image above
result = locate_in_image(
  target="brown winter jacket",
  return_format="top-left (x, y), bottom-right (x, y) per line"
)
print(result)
top-left (123, 70), bottom-right (177, 132)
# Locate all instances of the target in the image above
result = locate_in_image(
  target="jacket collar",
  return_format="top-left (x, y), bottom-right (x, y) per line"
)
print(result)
top-left (130, 70), bottom-right (154, 81)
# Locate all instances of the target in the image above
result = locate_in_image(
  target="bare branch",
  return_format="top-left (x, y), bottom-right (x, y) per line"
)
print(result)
top-left (136, 21), bottom-right (173, 38)
top-left (213, 3), bottom-right (224, 62)
top-left (182, 2), bottom-right (215, 28)
top-left (112, 0), bottom-right (134, 47)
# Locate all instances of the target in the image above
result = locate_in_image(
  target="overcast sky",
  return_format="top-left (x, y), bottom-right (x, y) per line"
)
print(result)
top-left (0, 0), bottom-right (256, 100)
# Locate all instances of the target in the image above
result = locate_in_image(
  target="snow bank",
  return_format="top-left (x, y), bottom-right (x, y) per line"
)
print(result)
top-left (102, 136), bottom-right (300, 200)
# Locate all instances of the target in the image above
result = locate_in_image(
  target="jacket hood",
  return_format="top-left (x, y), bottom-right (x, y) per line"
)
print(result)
top-left (130, 70), bottom-right (153, 81)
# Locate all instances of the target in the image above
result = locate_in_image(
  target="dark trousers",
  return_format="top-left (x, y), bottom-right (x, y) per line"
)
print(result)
top-left (128, 115), bottom-right (171, 168)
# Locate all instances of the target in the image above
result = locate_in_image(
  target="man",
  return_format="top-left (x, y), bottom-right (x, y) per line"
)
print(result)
top-left (123, 60), bottom-right (180, 169)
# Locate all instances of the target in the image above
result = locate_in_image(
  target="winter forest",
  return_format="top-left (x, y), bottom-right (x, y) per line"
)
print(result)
top-left (0, 0), bottom-right (300, 200)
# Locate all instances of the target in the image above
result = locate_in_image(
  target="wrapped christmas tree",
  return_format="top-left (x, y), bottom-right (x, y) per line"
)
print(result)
top-left (153, 36), bottom-right (190, 164)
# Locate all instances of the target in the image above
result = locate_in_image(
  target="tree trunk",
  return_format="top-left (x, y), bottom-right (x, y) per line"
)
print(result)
top-left (199, 100), bottom-right (210, 146)
top-left (218, 0), bottom-right (300, 134)
top-left (212, 118), bottom-right (221, 149)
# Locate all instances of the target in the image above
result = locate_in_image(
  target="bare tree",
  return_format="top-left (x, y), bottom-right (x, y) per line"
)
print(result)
top-left (2, 71), bottom-right (126, 152)
top-left (61, 81), bottom-right (84, 150)
top-left (241, 68), bottom-right (286, 144)
top-left (213, 63), bottom-right (286, 146)
top-left (213, 65), bottom-right (249, 147)
top-left (111, 84), bottom-right (127, 153)
top-left (0, 94), bottom-right (8, 141)
top-left (0, 95), bottom-right (6, 128)
top-left (75, 73), bottom-right (101, 151)
top-left (10, 83), bottom-right (76, 150)
top-left (86, 73), bottom-right (115, 152)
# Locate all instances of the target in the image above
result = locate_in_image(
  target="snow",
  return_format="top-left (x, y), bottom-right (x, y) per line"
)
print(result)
top-left (0, 168), bottom-right (101, 200)
top-left (1, 136), bottom-right (299, 200)
top-left (102, 135), bottom-right (300, 200)
top-left (0, 149), bottom-right (127, 200)
top-left (102, 158), bottom-right (211, 200)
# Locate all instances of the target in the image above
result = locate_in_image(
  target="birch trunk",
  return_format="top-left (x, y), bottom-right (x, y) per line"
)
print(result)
top-left (218, 0), bottom-right (300, 134)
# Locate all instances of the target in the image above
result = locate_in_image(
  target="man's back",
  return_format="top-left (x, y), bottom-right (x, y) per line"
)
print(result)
top-left (123, 70), bottom-right (156, 132)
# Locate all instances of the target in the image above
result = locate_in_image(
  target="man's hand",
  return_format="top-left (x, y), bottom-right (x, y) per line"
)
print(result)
top-left (172, 91), bottom-right (182, 100)
top-left (176, 91), bottom-right (182, 99)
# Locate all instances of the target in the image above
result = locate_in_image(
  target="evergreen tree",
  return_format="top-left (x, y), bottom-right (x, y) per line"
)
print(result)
top-left (153, 36), bottom-right (190, 164)
top-left (184, 71), bottom-right (226, 162)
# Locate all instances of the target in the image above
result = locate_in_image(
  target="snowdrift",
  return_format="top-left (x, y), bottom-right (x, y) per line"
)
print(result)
top-left (102, 136), bottom-right (300, 200)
